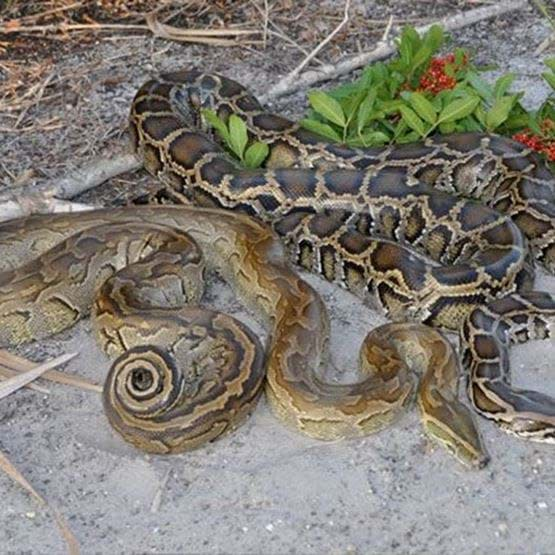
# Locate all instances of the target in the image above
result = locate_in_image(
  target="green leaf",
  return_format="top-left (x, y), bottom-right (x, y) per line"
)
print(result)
top-left (399, 105), bottom-right (426, 137)
top-left (474, 104), bottom-right (487, 126)
top-left (299, 118), bottom-right (342, 142)
top-left (398, 35), bottom-right (413, 67)
top-left (423, 24), bottom-right (444, 53)
top-left (485, 96), bottom-right (515, 130)
top-left (201, 109), bottom-right (230, 143)
top-left (244, 142), bottom-right (269, 168)
top-left (379, 99), bottom-right (406, 114)
top-left (454, 47), bottom-right (467, 67)
top-left (411, 45), bottom-right (432, 72)
top-left (504, 112), bottom-right (531, 130)
top-left (307, 91), bottom-right (346, 127)
top-left (342, 88), bottom-right (367, 120)
top-left (542, 71), bottom-right (555, 91)
top-left (439, 121), bottom-right (456, 134)
top-left (402, 26), bottom-right (422, 52)
top-left (461, 116), bottom-right (483, 132)
top-left (357, 89), bottom-right (378, 133)
top-left (328, 83), bottom-right (360, 100)
top-left (528, 117), bottom-right (542, 136)
top-left (397, 131), bottom-right (421, 144)
top-left (493, 73), bottom-right (515, 99)
top-left (228, 114), bottom-right (248, 159)
top-left (409, 92), bottom-right (437, 124)
top-left (437, 96), bottom-right (480, 124)
top-left (544, 57), bottom-right (555, 72)
top-left (351, 130), bottom-right (390, 147)
top-left (466, 71), bottom-right (493, 102)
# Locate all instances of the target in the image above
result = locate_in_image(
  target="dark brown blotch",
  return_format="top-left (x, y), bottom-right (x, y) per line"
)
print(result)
top-left (307, 211), bottom-right (348, 237)
top-left (142, 115), bottom-right (183, 143)
top-left (385, 141), bottom-right (434, 161)
top-left (472, 335), bottom-right (499, 360)
top-left (219, 76), bottom-right (246, 98)
top-left (168, 132), bottom-right (219, 169)
top-left (323, 170), bottom-right (365, 196)
top-left (133, 97), bottom-right (172, 116)
top-left (439, 132), bottom-right (483, 152)
top-left (274, 169), bottom-right (318, 199)
top-left (337, 231), bottom-right (372, 255)
top-left (458, 201), bottom-right (497, 231)
top-left (236, 94), bottom-right (262, 112)
top-left (252, 113), bottom-right (293, 132)
top-left (200, 157), bottom-right (236, 185)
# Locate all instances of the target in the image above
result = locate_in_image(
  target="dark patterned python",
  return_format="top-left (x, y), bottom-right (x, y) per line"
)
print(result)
top-left (0, 206), bottom-right (489, 464)
top-left (151, 70), bottom-right (554, 272)
top-left (0, 71), bottom-right (553, 465)
top-left (129, 70), bottom-right (555, 447)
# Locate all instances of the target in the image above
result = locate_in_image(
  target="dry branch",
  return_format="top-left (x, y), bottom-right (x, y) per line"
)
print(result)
top-left (0, 349), bottom-right (102, 393)
top-left (0, 152), bottom-right (139, 222)
top-left (0, 13), bottom-right (261, 47)
top-left (0, 449), bottom-right (80, 555)
top-left (260, 0), bottom-right (530, 102)
top-left (0, 353), bottom-right (77, 399)
top-left (281, 0), bottom-right (351, 84)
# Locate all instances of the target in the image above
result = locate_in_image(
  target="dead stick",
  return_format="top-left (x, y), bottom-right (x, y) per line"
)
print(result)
top-left (0, 197), bottom-right (96, 222)
top-left (0, 349), bottom-right (102, 393)
top-left (260, 0), bottom-right (529, 102)
top-left (282, 0), bottom-right (350, 84)
top-left (0, 152), bottom-right (140, 204)
top-left (0, 449), bottom-right (80, 555)
top-left (0, 353), bottom-right (77, 399)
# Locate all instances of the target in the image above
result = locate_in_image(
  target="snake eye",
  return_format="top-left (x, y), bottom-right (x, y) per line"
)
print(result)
top-left (131, 367), bottom-right (154, 392)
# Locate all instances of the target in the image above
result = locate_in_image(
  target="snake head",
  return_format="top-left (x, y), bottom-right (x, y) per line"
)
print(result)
top-left (422, 403), bottom-right (490, 469)
top-left (170, 85), bottom-right (208, 133)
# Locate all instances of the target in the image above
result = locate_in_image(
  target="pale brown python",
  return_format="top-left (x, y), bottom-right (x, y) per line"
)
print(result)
top-left (0, 206), bottom-right (488, 465)
top-left (0, 70), bottom-right (553, 466)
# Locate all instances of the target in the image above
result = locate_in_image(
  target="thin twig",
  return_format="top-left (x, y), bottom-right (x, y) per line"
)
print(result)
top-left (0, 367), bottom-right (50, 394)
top-left (261, 0), bottom-right (529, 102)
top-left (262, 0), bottom-right (269, 49)
top-left (0, 152), bottom-right (140, 213)
top-left (249, 0), bottom-right (323, 62)
top-left (0, 353), bottom-right (77, 399)
top-left (0, 197), bottom-right (96, 222)
top-left (0, 349), bottom-right (102, 393)
top-left (145, 15), bottom-right (261, 46)
top-left (0, 449), bottom-right (80, 555)
top-left (9, 1), bottom-right (84, 23)
top-left (273, 0), bottom-right (351, 94)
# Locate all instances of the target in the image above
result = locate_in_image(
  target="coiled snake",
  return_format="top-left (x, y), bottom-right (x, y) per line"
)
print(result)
top-left (0, 70), bottom-right (553, 467)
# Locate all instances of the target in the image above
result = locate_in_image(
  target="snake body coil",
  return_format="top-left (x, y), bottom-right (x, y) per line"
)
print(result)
top-left (0, 71), bottom-right (553, 465)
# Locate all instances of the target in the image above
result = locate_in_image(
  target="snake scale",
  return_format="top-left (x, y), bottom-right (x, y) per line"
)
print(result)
top-left (0, 70), bottom-right (553, 467)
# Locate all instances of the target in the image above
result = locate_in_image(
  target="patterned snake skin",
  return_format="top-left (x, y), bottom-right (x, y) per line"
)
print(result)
top-left (0, 70), bottom-right (552, 466)
top-left (129, 70), bottom-right (555, 446)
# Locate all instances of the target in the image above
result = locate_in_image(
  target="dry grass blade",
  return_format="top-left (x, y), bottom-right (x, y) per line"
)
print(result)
top-left (0, 352), bottom-right (78, 399)
top-left (0, 449), bottom-right (80, 554)
top-left (0, 349), bottom-right (102, 393)
top-left (0, 366), bottom-right (50, 394)
top-left (145, 14), bottom-right (260, 46)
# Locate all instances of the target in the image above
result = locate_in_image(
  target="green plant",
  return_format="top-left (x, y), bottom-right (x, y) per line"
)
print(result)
top-left (201, 110), bottom-right (269, 168)
top-left (300, 25), bottom-right (554, 169)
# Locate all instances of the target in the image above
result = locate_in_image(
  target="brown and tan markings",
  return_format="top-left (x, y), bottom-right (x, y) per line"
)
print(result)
top-left (0, 71), bottom-right (553, 466)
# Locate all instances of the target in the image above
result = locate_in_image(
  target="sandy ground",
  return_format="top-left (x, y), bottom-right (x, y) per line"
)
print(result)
top-left (0, 1), bottom-right (554, 553)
